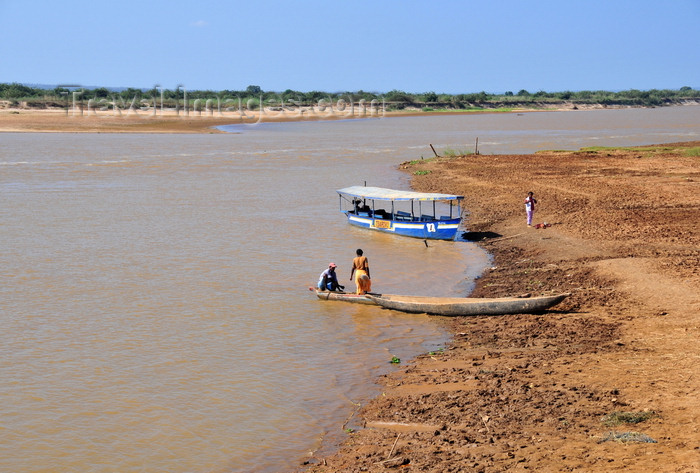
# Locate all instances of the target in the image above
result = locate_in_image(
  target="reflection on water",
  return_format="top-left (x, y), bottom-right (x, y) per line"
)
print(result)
top-left (1, 106), bottom-right (697, 472)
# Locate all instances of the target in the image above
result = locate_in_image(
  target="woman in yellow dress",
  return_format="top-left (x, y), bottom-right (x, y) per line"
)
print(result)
top-left (350, 248), bottom-right (371, 295)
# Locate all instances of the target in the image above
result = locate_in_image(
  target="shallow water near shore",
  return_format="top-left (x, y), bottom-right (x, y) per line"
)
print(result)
top-left (1, 106), bottom-right (698, 473)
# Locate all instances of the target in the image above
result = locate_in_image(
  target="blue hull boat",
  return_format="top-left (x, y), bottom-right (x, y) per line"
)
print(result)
top-left (337, 186), bottom-right (464, 241)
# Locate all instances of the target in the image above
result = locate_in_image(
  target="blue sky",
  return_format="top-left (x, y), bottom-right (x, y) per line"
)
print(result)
top-left (1, 0), bottom-right (698, 94)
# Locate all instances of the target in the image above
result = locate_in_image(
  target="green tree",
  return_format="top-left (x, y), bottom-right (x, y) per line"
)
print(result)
top-left (422, 91), bottom-right (438, 102)
top-left (300, 90), bottom-right (322, 103)
top-left (460, 91), bottom-right (488, 103)
top-left (2, 82), bottom-right (34, 99)
top-left (120, 88), bottom-right (143, 100)
top-left (384, 90), bottom-right (414, 104)
top-left (92, 87), bottom-right (111, 98)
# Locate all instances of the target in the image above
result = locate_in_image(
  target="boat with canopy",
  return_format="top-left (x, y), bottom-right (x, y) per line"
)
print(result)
top-left (337, 186), bottom-right (464, 240)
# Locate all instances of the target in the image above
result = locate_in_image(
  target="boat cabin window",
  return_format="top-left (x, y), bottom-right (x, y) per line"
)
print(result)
top-left (343, 196), bottom-right (458, 221)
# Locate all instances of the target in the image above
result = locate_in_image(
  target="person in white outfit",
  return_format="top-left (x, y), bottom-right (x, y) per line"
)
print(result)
top-left (525, 191), bottom-right (537, 226)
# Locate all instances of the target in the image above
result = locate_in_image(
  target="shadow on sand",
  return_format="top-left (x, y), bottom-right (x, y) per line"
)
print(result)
top-left (461, 231), bottom-right (502, 241)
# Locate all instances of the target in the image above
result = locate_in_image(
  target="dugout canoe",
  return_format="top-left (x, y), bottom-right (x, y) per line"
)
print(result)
top-left (313, 289), bottom-right (377, 305)
top-left (367, 293), bottom-right (569, 316)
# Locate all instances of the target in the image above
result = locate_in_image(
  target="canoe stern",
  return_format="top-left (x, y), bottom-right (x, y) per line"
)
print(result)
top-left (368, 293), bottom-right (569, 316)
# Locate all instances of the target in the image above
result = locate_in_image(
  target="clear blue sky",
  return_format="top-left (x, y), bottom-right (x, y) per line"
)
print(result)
top-left (1, 0), bottom-right (698, 94)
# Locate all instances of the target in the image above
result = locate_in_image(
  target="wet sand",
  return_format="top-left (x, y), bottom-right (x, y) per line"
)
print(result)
top-left (299, 142), bottom-right (700, 472)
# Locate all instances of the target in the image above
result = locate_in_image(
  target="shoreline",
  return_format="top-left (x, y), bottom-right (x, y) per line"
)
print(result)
top-left (0, 104), bottom-right (688, 134)
top-left (298, 141), bottom-right (699, 472)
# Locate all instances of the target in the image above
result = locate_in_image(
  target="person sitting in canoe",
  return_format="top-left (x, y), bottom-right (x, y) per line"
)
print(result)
top-left (350, 249), bottom-right (371, 295)
top-left (318, 263), bottom-right (344, 292)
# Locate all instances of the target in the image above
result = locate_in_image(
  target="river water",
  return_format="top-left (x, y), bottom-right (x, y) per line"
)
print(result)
top-left (1, 106), bottom-right (697, 472)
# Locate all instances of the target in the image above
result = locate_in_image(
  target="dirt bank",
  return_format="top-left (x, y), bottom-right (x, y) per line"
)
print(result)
top-left (298, 142), bottom-right (699, 472)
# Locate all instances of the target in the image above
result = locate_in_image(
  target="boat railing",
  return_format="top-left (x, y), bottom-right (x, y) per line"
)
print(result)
top-left (351, 210), bottom-right (412, 221)
top-left (349, 209), bottom-right (458, 223)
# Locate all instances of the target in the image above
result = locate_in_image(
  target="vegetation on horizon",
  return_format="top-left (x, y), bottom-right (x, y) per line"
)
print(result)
top-left (1, 83), bottom-right (698, 111)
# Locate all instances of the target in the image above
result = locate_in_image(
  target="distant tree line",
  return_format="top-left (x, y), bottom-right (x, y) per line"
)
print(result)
top-left (1, 82), bottom-right (698, 110)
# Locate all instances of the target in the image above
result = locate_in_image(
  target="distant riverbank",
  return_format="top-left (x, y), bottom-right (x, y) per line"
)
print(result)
top-left (2, 102), bottom-right (699, 134)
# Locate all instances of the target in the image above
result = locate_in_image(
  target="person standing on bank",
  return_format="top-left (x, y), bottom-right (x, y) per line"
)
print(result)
top-left (525, 191), bottom-right (537, 226)
top-left (350, 248), bottom-right (371, 295)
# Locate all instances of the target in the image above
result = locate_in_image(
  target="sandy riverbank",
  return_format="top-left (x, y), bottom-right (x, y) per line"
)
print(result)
top-left (4, 102), bottom-right (699, 135)
top-left (0, 105), bottom-right (589, 134)
top-left (298, 142), bottom-right (699, 472)
top-left (0, 108), bottom-right (254, 133)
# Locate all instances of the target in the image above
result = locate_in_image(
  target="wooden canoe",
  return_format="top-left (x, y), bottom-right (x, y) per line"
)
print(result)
top-left (313, 289), bottom-right (377, 305)
top-left (367, 293), bottom-right (569, 316)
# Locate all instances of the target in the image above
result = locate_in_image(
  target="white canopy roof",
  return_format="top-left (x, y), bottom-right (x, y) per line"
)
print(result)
top-left (337, 186), bottom-right (463, 202)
